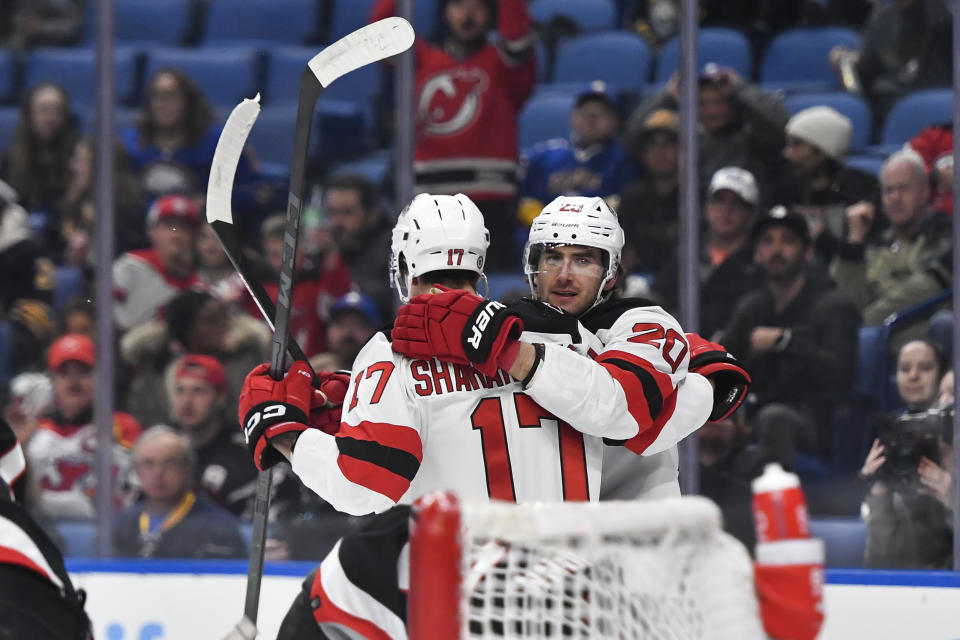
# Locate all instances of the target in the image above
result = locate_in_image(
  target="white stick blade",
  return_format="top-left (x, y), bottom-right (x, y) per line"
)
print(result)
top-left (308, 17), bottom-right (415, 88)
top-left (207, 94), bottom-right (262, 225)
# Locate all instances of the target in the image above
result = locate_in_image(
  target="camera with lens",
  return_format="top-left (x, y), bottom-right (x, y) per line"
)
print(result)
top-left (877, 405), bottom-right (953, 488)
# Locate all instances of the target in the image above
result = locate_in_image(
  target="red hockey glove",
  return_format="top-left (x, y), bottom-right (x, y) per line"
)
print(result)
top-left (685, 333), bottom-right (751, 422)
top-left (308, 370), bottom-right (350, 435)
top-left (239, 360), bottom-right (319, 470)
top-left (392, 289), bottom-right (524, 377)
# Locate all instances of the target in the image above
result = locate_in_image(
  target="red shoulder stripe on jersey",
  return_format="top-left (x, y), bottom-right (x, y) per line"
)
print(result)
top-left (596, 350), bottom-right (674, 429)
top-left (337, 421), bottom-right (423, 462)
top-left (337, 455), bottom-right (413, 502)
top-left (620, 387), bottom-right (679, 455)
top-left (310, 567), bottom-right (395, 640)
top-left (0, 546), bottom-right (52, 582)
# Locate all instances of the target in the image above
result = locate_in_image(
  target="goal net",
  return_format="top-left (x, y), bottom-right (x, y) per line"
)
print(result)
top-left (408, 493), bottom-right (765, 640)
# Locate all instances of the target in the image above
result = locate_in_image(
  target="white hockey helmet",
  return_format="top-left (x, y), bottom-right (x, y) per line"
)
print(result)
top-left (523, 196), bottom-right (625, 308)
top-left (390, 193), bottom-right (490, 303)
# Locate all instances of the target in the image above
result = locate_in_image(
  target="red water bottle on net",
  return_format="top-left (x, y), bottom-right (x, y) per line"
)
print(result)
top-left (751, 463), bottom-right (810, 542)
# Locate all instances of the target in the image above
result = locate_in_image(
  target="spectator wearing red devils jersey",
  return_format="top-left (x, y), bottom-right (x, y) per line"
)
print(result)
top-left (0, 418), bottom-right (92, 639)
top-left (369, 0), bottom-right (536, 267)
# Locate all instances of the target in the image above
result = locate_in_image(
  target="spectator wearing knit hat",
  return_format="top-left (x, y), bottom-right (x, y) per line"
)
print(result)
top-left (120, 289), bottom-right (269, 429)
top-left (772, 105), bottom-right (881, 265)
top-left (26, 334), bottom-right (142, 520)
top-left (618, 108), bottom-right (680, 273)
top-left (656, 167), bottom-right (763, 339)
top-left (112, 194), bottom-right (203, 332)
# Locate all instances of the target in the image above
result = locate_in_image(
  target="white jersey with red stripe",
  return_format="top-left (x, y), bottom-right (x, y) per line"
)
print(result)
top-left (290, 298), bottom-right (713, 516)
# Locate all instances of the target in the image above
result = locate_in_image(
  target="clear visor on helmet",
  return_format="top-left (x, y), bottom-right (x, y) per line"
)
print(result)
top-left (528, 243), bottom-right (607, 279)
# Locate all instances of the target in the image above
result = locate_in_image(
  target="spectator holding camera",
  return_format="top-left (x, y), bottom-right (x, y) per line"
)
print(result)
top-left (860, 338), bottom-right (953, 569)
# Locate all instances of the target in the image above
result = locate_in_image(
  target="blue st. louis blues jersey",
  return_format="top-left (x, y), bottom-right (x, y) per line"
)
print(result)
top-left (519, 138), bottom-right (636, 206)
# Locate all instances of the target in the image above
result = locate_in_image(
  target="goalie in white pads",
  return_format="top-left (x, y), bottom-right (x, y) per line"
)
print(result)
top-left (237, 194), bottom-right (749, 639)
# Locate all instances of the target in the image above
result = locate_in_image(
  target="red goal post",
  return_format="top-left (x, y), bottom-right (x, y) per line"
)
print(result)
top-left (408, 492), bottom-right (765, 640)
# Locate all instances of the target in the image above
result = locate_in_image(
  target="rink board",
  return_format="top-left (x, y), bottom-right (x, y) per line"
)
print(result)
top-left (67, 560), bottom-right (960, 639)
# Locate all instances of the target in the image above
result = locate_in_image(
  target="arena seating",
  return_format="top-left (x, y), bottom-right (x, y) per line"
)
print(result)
top-left (203, 0), bottom-right (319, 47)
top-left (528, 0), bottom-right (618, 32)
top-left (759, 27), bottom-right (859, 93)
top-left (25, 47), bottom-right (141, 108)
top-left (654, 27), bottom-right (753, 83)
top-left (553, 31), bottom-right (652, 93)
top-left (112, 0), bottom-right (194, 46)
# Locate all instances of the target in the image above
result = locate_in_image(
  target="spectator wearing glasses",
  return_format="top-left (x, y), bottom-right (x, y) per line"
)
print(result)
top-left (113, 426), bottom-right (246, 559)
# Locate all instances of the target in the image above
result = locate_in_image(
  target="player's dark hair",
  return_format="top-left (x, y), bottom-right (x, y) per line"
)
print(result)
top-left (418, 269), bottom-right (480, 291)
top-left (324, 174), bottom-right (379, 214)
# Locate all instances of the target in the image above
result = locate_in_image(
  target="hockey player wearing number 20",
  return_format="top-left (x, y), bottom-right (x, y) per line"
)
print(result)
top-left (391, 194), bottom-right (753, 498)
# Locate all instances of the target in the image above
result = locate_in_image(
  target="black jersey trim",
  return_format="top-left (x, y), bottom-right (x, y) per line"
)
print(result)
top-left (601, 357), bottom-right (664, 421)
top-left (336, 437), bottom-right (421, 481)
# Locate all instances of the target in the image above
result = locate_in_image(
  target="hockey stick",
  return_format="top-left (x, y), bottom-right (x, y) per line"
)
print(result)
top-left (208, 17), bottom-right (415, 630)
top-left (206, 94), bottom-right (314, 368)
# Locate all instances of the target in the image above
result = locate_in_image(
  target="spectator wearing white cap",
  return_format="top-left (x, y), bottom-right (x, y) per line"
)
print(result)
top-left (656, 167), bottom-right (763, 338)
top-left (112, 194), bottom-right (203, 332)
top-left (773, 105), bottom-right (881, 264)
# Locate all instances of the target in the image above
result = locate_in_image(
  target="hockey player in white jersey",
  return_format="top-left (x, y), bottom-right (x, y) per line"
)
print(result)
top-left (238, 193), bottom-right (748, 639)
top-left (391, 194), bottom-right (753, 498)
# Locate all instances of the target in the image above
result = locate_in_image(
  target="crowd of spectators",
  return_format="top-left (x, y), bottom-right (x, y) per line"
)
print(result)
top-left (0, 0), bottom-right (954, 569)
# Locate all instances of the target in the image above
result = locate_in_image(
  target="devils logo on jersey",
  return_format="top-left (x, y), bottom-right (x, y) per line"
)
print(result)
top-left (418, 67), bottom-right (490, 136)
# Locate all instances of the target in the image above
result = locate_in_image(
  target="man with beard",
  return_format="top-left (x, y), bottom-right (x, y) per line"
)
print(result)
top-left (323, 174), bottom-right (393, 320)
top-left (720, 207), bottom-right (860, 470)
top-left (369, 0), bottom-right (536, 268)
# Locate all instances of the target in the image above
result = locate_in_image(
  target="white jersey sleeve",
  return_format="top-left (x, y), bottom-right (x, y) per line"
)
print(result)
top-left (525, 303), bottom-right (712, 450)
top-left (290, 333), bottom-right (422, 516)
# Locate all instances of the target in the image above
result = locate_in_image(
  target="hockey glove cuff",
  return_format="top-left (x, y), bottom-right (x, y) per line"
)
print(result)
top-left (685, 333), bottom-right (751, 422)
top-left (238, 361), bottom-right (318, 470)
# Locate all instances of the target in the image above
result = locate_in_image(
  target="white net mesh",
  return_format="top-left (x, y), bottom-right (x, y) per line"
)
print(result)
top-left (457, 497), bottom-right (764, 640)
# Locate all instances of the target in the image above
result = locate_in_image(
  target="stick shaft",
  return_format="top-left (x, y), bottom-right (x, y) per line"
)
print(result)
top-left (270, 68), bottom-right (322, 377)
top-left (243, 471), bottom-right (273, 622)
top-left (245, 66), bottom-right (323, 627)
